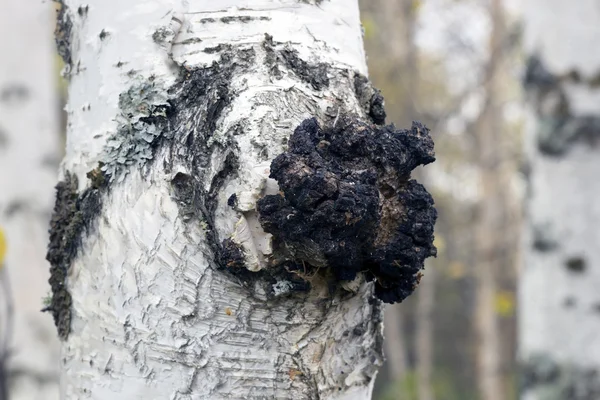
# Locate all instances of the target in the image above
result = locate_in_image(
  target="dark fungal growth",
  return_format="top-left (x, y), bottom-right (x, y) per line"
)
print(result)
top-left (279, 48), bottom-right (330, 90)
top-left (354, 74), bottom-right (386, 125)
top-left (45, 170), bottom-right (105, 339)
top-left (257, 116), bottom-right (437, 303)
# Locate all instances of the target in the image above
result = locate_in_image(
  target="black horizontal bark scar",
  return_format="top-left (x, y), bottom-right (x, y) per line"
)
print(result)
top-left (256, 116), bottom-right (437, 303)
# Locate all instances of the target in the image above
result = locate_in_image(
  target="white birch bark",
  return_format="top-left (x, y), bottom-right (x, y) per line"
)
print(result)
top-left (0, 0), bottom-right (61, 399)
top-left (521, 0), bottom-right (600, 398)
top-left (52, 1), bottom-right (398, 399)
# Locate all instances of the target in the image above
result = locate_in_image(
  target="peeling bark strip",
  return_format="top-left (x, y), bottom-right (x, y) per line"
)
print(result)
top-left (524, 56), bottom-right (600, 156)
top-left (255, 117), bottom-right (436, 303)
top-left (520, 354), bottom-right (600, 399)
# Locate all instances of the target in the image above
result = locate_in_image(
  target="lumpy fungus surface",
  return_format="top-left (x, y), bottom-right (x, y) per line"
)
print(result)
top-left (257, 117), bottom-right (437, 303)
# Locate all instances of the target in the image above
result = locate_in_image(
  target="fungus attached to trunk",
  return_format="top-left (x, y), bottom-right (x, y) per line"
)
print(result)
top-left (256, 116), bottom-right (437, 303)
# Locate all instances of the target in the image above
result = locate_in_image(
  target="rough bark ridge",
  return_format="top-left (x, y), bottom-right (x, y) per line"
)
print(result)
top-left (53, 1), bottom-right (436, 399)
top-left (520, 1), bottom-right (600, 399)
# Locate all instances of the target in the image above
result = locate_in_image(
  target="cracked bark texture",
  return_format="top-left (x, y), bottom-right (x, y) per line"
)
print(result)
top-left (56, 1), bottom-right (389, 399)
top-left (521, 0), bottom-right (600, 399)
top-left (0, 0), bottom-right (61, 399)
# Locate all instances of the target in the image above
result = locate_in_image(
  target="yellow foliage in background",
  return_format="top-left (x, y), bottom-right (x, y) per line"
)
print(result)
top-left (411, 0), bottom-right (422, 13)
top-left (0, 227), bottom-right (6, 266)
top-left (495, 291), bottom-right (515, 318)
top-left (361, 17), bottom-right (376, 40)
top-left (447, 261), bottom-right (466, 279)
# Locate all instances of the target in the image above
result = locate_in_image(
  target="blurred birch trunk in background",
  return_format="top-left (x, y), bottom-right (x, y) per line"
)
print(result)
top-left (520, 0), bottom-right (600, 398)
top-left (0, 0), bottom-right (61, 399)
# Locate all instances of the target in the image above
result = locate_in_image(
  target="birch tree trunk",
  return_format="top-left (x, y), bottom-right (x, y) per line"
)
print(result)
top-left (416, 265), bottom-right (434, 400)
top-left (521, 0), bottom-right (600, 398)
top-left (474, 0), bottom-right (506, 398)
top-left (0, 1), bottom-right (61, 399)
top-left (49, 0), bottom-right (437, 399)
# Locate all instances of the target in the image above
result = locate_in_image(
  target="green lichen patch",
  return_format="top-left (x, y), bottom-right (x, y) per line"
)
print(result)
top-left (101, 77), bottom-right (171, 181)
top-left (45, 171), bottom-right (104, 339)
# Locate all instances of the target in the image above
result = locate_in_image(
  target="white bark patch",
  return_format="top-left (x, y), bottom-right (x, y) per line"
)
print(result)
top-left (61, 0), bottom-right (383, 399)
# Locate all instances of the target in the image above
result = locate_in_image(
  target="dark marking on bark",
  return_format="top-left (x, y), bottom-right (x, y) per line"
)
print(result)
top-left (524, 55), bottom-right (600, 156)
top-left (532, 222), bottom-right (558, 252)
top-left (207, 153), bottom-right (239, 217)
top-left (520, 353), bottom-right (600, 399)
top-left (203, 44), bottom-right (230, 54)
top-left (170, 172), bottom-right (197, 222)
top-left (219, 246), bottom-right (312, 299)
top-left (564, 297), bottom-right (576, 308)
top-left (3, 200), bottom-right (27, 218)
top-left (0, 126), bottom-right (7, 149)
top-left (77, 5), bottom-right (88, 17)
top-left (279, 48), bottom-right (329, 90)
top-left (220, 16), bottom-right (271, 23)
top-left (41, 155), bottom-right (61, 171)
top-left (354, 74), bottom-right (386, 125)
top-left (257, 117), bottom-right (437, 303)
top-left (99, 29), bottom-right (110, 40)
top-left (262, 34), bottom-right (282, 78)
top-left (565, 256), bottom-right (586, 273)
top-left (45, 170), bottom-right (106, 339)
top-left (54, 0), bottom-right (73, 68)
top-left (298, 0), bottom-right (326, 4)
top-left (0, 84), bottom-right (30, 105)
top-left (152, 26), bottom-right (175, 46)
top-left (593, 303), bottom-right (600, 313)
top-left (227, 193), bottom-right (237, 208)
top-left (175, 37), bottom-right (203, 46)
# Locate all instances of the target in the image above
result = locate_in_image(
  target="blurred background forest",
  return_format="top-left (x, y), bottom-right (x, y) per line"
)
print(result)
top-left (360, 0), bottom-right (523, 399)
top-left (3, 0), bottom-right (592, 399)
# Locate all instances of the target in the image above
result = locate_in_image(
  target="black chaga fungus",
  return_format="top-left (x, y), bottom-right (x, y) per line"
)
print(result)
top-left (257, 117), bottom-right (437, 303)
top-left (45, 170), bottom-right (104, 339)
top-left (220, 239), bottom-right (246, 270)
top-left (354, 74), bottom-right (386, 125)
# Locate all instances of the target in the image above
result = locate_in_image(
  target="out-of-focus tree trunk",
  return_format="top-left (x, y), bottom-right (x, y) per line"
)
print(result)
top-left (0, 1), bottom-right (61, 399)
top-left (416, 265), bottom-right (435, 400)
top-left (520, 0), bottom-right (600, 398)
top-left (474, 0), bottom-right (506, 399)
top-left (384, 304), bottom-right (409, 380)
